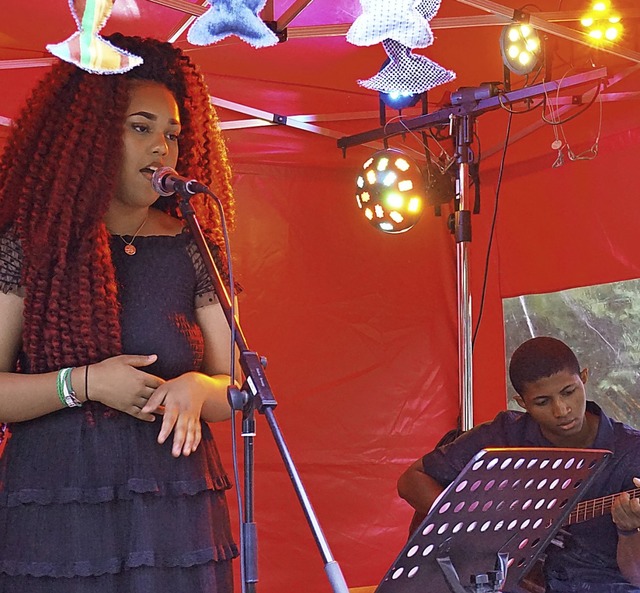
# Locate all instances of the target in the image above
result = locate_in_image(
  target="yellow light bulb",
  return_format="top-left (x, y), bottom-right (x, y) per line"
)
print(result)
top-left (605, 26), bottom-right (619, 40)
top-left (395, 158), bottom-right (410, 172)
top-left (589, 28), bottom-right (603, 39)
top-left (377, 157), bottom-right (389, 171)
top-left (408, 197), bottom-right (421, 213)
top-left (581, 17), bottom-right (594, 26)
top-left (386, 193), bottom-right (404, 208)
top-left (508, 28), bottom-right (520, 42)
top-left (361, 191), bottom-right (370, 202)
top-left (519, 51), bottom-right (532, 66)
top-left (525, 38), bottom-right (539, 52)
top-left (398, 179), bottom-right (414, 192)
top-left (593, 1), bottom-right (607, 12)
top-left (609, 15), bottom-right (620, 23)
top-left (382, 172), bottom-right (397, 186)
top-left (520, 25), bottom-right (532, 37)
top-left (508, 45), bottom-right (520, 59)
top-left (366, 170), bottom-right (377, 185)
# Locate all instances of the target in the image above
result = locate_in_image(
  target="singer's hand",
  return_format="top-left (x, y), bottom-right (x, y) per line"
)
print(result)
top-left (87, 354), bottom-right (164, 421)
top-left (141, 371), bottom-right (210, 457)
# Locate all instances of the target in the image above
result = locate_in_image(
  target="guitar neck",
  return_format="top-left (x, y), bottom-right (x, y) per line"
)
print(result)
top-left (565, 487), bottom-right (640, 526)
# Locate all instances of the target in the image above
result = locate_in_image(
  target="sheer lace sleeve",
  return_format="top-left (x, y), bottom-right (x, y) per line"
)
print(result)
top-left (187, 236), bottom-right (240, 309)
top-left (0, 226), bottom-right (24, 297)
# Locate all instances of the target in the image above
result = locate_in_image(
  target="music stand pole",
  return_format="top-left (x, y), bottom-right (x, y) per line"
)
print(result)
top-left (176, 195), bottom-right (349, 593)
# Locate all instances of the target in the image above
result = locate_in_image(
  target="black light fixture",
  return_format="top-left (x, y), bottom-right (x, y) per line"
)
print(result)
top-left (379, 90), bottom-right (423, 111)
top-left (377, 56), bottom-right (424, 112)
top-left (500, 20), bottom-right (543, 77)
top-left (355, 149), bottom-right (455, 234)
top-left (355, 149), bottom-right (425, 234)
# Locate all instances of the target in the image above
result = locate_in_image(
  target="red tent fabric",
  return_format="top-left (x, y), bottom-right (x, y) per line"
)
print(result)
top-left (1, 1), bottom-right (640, 591)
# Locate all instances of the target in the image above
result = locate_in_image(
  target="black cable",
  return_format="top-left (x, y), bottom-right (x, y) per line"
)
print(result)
top-left (498, 92), bottom-right (545, 114)
top-left (541, 81), bottom-right (602, 125)
top-left (204, 191), bottom-right (246, 592)
top-left (472, 111), bottom-right (513, 347)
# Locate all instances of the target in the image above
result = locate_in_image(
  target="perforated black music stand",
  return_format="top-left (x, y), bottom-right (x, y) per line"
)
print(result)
top-left (378, 447), bottom-right (612, 593)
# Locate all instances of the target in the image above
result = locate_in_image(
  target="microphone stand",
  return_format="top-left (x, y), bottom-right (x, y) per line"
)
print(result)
top-left (175, 191), bottom-right (349, 593)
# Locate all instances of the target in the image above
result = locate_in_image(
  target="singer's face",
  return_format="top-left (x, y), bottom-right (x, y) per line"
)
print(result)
top-left (115, 81), bottom-right (181, 208)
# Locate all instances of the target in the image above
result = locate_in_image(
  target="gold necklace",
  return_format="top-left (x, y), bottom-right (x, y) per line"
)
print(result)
top-left (119, 214), bottom-right (149, 256)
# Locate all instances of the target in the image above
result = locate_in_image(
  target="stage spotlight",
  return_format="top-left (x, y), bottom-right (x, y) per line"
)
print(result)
top-left (500, 22), bottom-right (543, 76)
top-left (355, 149), bottom-right (426, 234)
top-left (580, 0), bottom-right (622, 44)
top-left (379, 90), bottom-right (423, 111)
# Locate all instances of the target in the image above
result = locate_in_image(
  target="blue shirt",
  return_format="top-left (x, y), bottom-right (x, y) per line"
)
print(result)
top-left (421, 402), bottom-right (640, 592)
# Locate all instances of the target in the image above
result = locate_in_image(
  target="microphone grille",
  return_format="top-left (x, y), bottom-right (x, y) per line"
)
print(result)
top-left (151, 166), bottom-right (176, 197)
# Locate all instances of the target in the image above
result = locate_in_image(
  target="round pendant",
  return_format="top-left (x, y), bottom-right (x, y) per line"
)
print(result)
top-left (124, 244), bottom-right (137, 256)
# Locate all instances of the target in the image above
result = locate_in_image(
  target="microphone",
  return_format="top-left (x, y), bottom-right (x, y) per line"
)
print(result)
top-left (151, 166), bottom-right (209, 198)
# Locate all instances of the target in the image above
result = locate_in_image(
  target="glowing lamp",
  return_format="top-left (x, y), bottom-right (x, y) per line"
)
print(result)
top-left (580, 0), bottom-right (622, 44)
top-left (355, 149), bottom-right (425, 234)
top-left (380, 90), bottom-right (423, 111)
top-left (500, 23), bottom-right (542, 76)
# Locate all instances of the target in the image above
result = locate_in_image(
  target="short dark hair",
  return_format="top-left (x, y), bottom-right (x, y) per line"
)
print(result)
top-left (508, 337), bottom-right (581, 396)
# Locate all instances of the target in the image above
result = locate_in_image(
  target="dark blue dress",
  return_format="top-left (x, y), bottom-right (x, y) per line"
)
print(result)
top-left (0, 229), bottom-right (238, 592)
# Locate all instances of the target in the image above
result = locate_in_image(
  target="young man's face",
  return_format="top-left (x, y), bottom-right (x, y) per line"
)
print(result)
top-left (515, 369), bottom-right (592, 447)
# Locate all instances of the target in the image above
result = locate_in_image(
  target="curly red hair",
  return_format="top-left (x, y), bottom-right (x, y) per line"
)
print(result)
top-left (0, 34), bottom-right (235, 374)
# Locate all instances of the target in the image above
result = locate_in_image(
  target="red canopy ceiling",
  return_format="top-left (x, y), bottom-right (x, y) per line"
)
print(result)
top-left (2, 0), bottom-right (639, 169)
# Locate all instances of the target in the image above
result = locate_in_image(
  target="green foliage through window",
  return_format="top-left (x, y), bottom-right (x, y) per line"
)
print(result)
top-left (503, 279), bottom-right (640, 428)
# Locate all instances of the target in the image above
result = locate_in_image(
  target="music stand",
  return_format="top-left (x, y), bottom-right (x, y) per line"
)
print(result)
top-left (377, 447), bottom-right (612, 593)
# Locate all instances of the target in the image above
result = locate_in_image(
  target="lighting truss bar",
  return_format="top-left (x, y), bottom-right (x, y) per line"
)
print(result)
top-left (276, 0), bottom-right (314, 30)
top-left (482, 62), bottom-right (640, 158)
top-left (458, 0), bottom-right (640, 64)
top-left (211, 96), bottom-right (386, 149)
top-left (0, 58), bottom-right (56, 70)
top-left (262, 0), bottom-right (274, 22)
top-left (219, 119), bottom-right (274, 130)
top-left (548, 91), bottom-right (640, 105)
top-left (148, 0), bottom-right (314, 32)
top-left (146, 0), bottom-right (206, 16)
top-left (337, 67), bottom-right (607, 150)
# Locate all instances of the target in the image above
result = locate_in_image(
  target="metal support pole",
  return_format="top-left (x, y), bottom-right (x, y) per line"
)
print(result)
top-left (452, 114), bottom-right (474, 431)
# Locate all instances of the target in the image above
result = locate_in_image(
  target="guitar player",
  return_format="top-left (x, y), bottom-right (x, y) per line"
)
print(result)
top-left (397, 336), bottom-right (640, 592)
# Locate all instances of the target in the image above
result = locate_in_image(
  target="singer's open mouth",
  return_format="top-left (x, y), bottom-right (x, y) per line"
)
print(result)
top-left (140, 165), bottom-right (159, 179)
